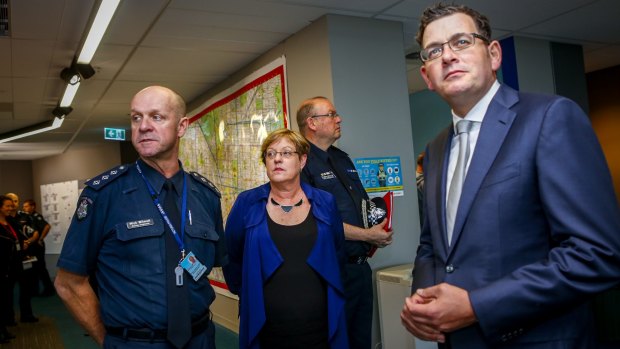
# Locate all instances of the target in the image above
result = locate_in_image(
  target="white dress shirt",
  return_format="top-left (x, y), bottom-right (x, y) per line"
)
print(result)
top-left (445, 80), bottom-right (501, 209)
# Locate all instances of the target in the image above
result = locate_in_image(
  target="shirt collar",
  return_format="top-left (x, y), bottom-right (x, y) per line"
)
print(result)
top-left (310, 142), bottom-right (331, 162)
top-left (137, 158), bottom-right (184, 196)
top-left (452, 80), bottom-right (500, 132)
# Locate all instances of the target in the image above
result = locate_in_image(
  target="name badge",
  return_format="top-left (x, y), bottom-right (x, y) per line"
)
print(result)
top-left (320, 171), bottom-right (336, 180)
top-left (126, 219), bottom-right (155, 229)
top-left (180, 251), bottom-right (207, 282)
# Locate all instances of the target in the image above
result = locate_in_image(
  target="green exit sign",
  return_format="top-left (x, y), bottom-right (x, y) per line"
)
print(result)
top-left (104, 128), bottom-right (126, 141)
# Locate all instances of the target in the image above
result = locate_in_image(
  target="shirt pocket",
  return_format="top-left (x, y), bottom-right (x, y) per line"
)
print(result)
top-left (115, 222), bottom-right (164, 276)
top-left (185, 222), bottom-right (219, 273)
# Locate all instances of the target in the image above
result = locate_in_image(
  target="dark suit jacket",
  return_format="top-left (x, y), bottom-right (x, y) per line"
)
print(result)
top-left (412, 84), bottom-right (620, 348)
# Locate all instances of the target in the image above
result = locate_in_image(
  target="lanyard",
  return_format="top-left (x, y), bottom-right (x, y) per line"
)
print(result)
top-left (1, 222), bottom-right (18, 240)
top-left (136, 162), bottom-right (188, 258)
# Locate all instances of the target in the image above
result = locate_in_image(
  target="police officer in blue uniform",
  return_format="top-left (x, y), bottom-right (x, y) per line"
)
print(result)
top-left (55, 86), bottom-right (228, 349)
top-left (22, 199), bottom-right (55, 296)
top-left (297, 96), bottom-right (394, 349)
top-left (8, 193), bottom-right (40, 323)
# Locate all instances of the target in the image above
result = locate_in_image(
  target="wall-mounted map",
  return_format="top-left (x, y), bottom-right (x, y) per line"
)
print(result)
top-left (180, 57), bottom-right (288, 221)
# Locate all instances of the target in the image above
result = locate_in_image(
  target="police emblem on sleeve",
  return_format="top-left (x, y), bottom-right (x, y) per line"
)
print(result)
top-left (76, 197), bottom-right (93, 220)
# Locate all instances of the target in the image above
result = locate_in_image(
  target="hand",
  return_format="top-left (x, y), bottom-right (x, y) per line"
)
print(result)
top-left (401, 292), bottom-right (446, 343)
top-left (401, 283), bottom-right (476, 338)
top-left (365, 220), bottom-right (393, 247)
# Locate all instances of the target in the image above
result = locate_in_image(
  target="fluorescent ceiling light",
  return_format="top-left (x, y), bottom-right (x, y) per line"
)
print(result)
top-left (0, 0), bottom-right (120, 144)
top-left (0, 117), bottom-right (65, 144)
top-left (59, 81), bottom-right (81, 107)
top-left (77, 0), bottom-right (121, 64)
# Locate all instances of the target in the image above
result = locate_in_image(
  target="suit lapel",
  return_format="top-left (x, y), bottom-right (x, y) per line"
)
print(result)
top-left (447, 86), bottom-right (519, 255)
top-left (426, 126), bottom-right (453, 258)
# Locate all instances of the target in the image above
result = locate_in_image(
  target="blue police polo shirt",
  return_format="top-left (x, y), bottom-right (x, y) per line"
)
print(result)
top-left (301, 143), bottom-right (371, 256)
top-left (57, 159), bottom-right (227, 329)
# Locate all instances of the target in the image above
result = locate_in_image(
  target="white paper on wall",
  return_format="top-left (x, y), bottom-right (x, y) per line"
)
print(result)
top-left (40, 180), bottom-right (79, 254)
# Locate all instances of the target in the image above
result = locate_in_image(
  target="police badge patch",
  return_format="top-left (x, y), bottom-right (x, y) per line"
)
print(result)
top-left (76, 197), bottom-right (93, 220)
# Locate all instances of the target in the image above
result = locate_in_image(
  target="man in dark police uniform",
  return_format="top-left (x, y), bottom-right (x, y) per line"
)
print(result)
top-left (22, 199), bottom-right (55, 296)
top-left (298, 96), bottom-right (394, 349)
top-left (55, 86), bottom-right (228, 349)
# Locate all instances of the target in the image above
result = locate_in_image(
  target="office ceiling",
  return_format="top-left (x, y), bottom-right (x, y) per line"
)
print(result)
top-left (0, 0), bottom-right (618, 160)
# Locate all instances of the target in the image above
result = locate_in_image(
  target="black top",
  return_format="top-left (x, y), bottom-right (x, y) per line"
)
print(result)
top-left (260, 212), bottom-right (328, 349)
top-left (0, 218), bottom-right (24, 277)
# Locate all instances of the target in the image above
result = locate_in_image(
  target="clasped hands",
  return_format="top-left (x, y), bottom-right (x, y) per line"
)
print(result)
top-left (400, 283), bottom-right (477, 343)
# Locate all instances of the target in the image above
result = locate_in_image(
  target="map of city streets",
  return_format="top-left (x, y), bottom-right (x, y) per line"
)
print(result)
top-left (179, 60), bottom-right (288, 223)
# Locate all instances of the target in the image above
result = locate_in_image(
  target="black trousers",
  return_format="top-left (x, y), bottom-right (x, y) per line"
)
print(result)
top-left (0, 275), bottom-right (16, 326)
top-left (18, 268), bottom-right (37, 318)
top-left (343, 262), bottom-right (373, 349)
top-left (32, 243), bottom-right (54, 294)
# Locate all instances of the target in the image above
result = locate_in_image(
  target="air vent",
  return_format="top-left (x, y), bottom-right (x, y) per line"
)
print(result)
top-left (0, 0), bottom-right (8, 37)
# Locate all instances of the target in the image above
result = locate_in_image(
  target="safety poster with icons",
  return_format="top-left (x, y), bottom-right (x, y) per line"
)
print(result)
top-left (354, 156), bottom-right (404, 197)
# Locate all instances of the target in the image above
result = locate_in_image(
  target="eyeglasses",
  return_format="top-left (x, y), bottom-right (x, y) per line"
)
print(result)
top-left (420, 33), bottom-right (489, 62)
top-left (310, 111), bottom-right (340, 119)
top-left (265, 149), bottom-right (299, 160)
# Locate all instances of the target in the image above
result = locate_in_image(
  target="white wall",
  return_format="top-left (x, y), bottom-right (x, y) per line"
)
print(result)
top-left (327, 15), bottom-right (419, 270)
top-left (514, 36), bottom-right (555, 94)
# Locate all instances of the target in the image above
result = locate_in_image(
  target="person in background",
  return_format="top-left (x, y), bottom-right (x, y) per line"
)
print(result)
top-left (5, 192), bottom-right (39, 324)
top-left (297, 96), bottom-right (393, 349)
top-left (226, 128), bottom-right (348, 349)
top-left (415, 151), bottom-right (425, 229)
top-left (5, 193), bottom-right (19, 218)
top-left (22, 199), bottom-right (55, 296)
top-left (55, 85), bottom-right (229, 349)
top-left (401, 3), bottom-right (620, 348)
top-left (0, 195), bottom-right (21, 343)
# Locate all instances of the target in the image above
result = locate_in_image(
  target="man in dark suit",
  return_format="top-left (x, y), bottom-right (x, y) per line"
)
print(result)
top-left (400, 3), bottom-right (620, 348)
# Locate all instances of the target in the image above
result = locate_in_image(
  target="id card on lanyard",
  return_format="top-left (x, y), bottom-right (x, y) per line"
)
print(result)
top-left (136, 162), bottom-right (208, 285)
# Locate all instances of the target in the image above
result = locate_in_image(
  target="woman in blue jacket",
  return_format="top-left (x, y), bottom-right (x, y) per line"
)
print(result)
top-left (225, 128), bottom-right (348, 349)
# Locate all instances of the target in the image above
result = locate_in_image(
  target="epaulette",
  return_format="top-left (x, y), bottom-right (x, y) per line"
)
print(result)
top-left (189, 171), bottom-right (221, 198)
top-left (84, 164), bottom-right (130, 191)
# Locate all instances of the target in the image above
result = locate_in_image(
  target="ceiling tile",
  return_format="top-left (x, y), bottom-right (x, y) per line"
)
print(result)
top-left (521, 0), bottom-right (620, 44)
top-left (11, 40), bottom-right (55, 77)
top-left (103, 0), bottom-right (170, 45)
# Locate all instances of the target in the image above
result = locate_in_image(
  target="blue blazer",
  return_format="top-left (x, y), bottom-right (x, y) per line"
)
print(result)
top-left (413, 85), bottom-right (620, 348)
top-left (225, 182), bottom-right (349, 349)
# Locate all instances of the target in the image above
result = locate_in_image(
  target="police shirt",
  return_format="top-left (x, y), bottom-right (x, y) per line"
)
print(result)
top-left (16, 211), bottom-right (36, 239)
top-left (29, 212), bottom-right (49, 235)
top-left (301, 143), bottom-right (371, 256)
top-left (57, 159), bottom-right (228, 329)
